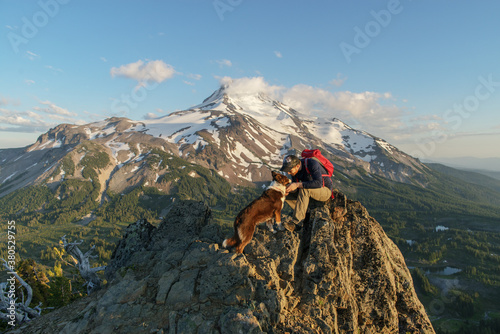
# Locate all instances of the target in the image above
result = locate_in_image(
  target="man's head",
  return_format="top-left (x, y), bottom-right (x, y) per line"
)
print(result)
top-left (281, 155), bottom-right (301, 176)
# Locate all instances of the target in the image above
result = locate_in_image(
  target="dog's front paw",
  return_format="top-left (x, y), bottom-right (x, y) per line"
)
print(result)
top-left (276, 222), bottom-right (285, 231)
top-left (266, 221), bottom-right (276, 233)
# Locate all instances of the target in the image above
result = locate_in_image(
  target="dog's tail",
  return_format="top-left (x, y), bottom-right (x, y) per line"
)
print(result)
top-left (222, 237), bottom-right (238, 248)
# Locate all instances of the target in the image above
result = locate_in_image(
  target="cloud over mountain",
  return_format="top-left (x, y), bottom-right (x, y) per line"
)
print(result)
top-left (220, 76), bottom-right (283, 99)
top-left (218, 76), bottom-right (408, 140)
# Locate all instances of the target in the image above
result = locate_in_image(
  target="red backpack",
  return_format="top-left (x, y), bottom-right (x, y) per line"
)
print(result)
top-left (301, 149), bottom-right (334, 177)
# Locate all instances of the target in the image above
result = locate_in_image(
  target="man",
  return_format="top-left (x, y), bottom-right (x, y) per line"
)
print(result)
top-left (280, 155), bottom-right (333, 231)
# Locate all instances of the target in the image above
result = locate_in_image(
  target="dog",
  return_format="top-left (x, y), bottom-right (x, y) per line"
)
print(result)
top-left (222, 171), bottom-right (291, 254)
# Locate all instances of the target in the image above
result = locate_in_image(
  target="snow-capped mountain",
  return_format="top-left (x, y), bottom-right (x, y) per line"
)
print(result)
top-left (0, 84), bottom-right (428, 197)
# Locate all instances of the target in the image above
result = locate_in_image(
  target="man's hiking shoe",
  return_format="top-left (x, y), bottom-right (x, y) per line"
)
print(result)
top-left (283, 219), bottom-right (302, 232)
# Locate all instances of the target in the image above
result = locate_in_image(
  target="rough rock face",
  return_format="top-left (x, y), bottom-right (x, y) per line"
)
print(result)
top-left (9, 192), bottom-right (435, 334)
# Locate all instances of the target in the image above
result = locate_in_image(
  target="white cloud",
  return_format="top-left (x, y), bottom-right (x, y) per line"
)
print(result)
top-left (34, 100), bottom-right (77, 117)
top-left (100, 56), bottom-right (108, 62)
top-left (0, 110), bottom-right (37, 127)
top-left (282, 86), bottom-right (409, 135)
top-left (274, 51), bottom-right (283, 58)
top-left (216, 59), bottom-right (232, 67)
top-left (0, 108), bottom-right (50, 132)
top-left (0, 100), bottom-right (85, 135)
top-left (25, 79), bottom-right (35, 85)
top-left (25, 111), bottom-right (43, 120)
top-left (110, 60), bottom-right (176, 86)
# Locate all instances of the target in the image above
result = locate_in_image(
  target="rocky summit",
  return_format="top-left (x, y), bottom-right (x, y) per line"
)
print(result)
top-left (9, 191), bottom-right (434, 334)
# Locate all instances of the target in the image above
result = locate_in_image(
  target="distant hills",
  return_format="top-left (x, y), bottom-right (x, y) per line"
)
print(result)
top-left (425, 157), bottom-right (500, 179)
top-left (426, 163), bottom-right (500, 193)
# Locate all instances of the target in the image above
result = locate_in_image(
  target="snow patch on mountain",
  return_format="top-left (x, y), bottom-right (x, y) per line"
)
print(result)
top-left (85, 121), bottom-right (118, 140)
top-left (130, 111), bottom-right (231, 147)
top-left (376, 139), bottom-right (394, 154)
top-left (2, 172), bottom-right (17, 184)
top-left (230, 142), bottom-right (259, 167)
top-left (28, 138), bottom-right (59, 151)
top-left (106, 141), bottom-right (132, 160)
top-left (214, 117), bottom-right (231, 127)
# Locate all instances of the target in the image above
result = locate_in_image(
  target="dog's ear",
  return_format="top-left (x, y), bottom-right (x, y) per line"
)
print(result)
top-left (271, 170), bottom-right (277, 178)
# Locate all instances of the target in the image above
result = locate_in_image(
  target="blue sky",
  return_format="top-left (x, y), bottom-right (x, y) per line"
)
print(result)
top-left (1, 0), bottom-right (500, 163)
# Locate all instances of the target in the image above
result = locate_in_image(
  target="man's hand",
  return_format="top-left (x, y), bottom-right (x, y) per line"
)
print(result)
top-left (286, 182), bottom-right (302, 195)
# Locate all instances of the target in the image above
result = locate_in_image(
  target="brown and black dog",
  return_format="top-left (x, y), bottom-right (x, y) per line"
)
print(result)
top-left (223, 171), bottom-right (291, 253)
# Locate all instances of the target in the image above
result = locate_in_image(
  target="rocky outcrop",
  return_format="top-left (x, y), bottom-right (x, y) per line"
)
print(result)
top-left (9, 192), bottom-right (434, 334)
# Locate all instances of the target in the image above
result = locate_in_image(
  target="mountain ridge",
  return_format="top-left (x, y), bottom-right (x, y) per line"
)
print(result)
top-left (0, 83), bottom-right (428, 199)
